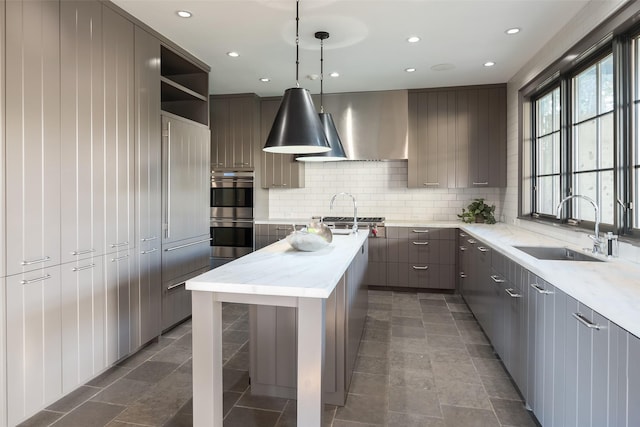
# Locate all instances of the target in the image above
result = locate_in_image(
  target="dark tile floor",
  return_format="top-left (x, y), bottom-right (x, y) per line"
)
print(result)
top-left (19, 291), bottom-right (539, 427)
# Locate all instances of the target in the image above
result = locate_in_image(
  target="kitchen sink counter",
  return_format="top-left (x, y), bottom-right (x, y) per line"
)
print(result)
top-left (460, 223), bottom-right (640, 339)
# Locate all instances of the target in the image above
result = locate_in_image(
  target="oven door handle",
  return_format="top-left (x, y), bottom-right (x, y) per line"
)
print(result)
top-left (210, 219), bottom-right (254, 225)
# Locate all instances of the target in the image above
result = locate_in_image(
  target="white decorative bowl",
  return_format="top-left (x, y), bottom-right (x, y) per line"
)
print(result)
top-left (286, 221), bottom-right (333, 252)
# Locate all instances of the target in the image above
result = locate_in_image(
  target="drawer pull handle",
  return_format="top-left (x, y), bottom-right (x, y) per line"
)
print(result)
top-left (467, 239), bottom-right (477, 244)
top-left (412, 229), bottom-right (429, 233)
top-left (167, 282), bottom-right (185, 291)
top-left (490, 275), bottom-right (505, 283)
top-left (459, 246), bottom-right (467, 251)
top-left (477, 246), bottom-right (489, 252)
top-left (111, 254), bottom-right (129, 262)
top-left (141, 248), bottom-right (158, 255)
top-left (21, 256), bottom-right (51, 266)
top-left (276, 227), bottom-right (291, 231)
top-left (473, 182), bottom-right (489, 185)
top-left (141, 236), bottom-right (158, 242)
top-left (572, 312), bottom-right (601, 330)
top-left (165, 238), bottom-right (213, 252)
top-left (530, 283), bottom-right (553, 295)
top-left (72, 263), bottom-right (95, 272)
top-left (459, 232), bottom-right (467, 237)
top-left (459, 272), bottom-right (467, 278)
top-left (71, 249), bottom-right (94, 256)
top-left (423, 182), bottom-right (440, 186)
top-left (110, 241), bottom-right (129, 248)
top-left (21, 274), bottom-right (51, 285)
top-left (412, 265), bottom-right (428, 270)
top-left (505, 288), bottom-right (522, 298)
top-left (412, 241), bottom-right (429, 245)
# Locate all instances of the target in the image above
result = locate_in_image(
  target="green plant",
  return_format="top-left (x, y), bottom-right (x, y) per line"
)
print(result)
top-left (458, 198), bottom-right (496, 224)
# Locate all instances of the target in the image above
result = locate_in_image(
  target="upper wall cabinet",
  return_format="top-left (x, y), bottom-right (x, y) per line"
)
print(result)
top-left (408, 85), bottom-right (506, 188)
top-left (161, 46), bottom-right (209, 126)
top-left (5, 0), bottom-right (61, 276)
top-left (260, 98), bottom-right (305, 189)
top-left (210, 94), bottom-right (260, 170)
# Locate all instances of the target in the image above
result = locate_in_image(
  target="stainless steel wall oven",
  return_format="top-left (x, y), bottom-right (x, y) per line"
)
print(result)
top-left (210, 171), bottom-right (254, 268)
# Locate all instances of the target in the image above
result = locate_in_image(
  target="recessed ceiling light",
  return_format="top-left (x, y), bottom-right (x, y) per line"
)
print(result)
top-left (227, 51), bottom-right (240, 58)
top-left (330, 72), bottom-right (339, 78)
top-left (176, 10), bottom-right (192, 18)
top-left (407, 36), bottom-right (421, 43)
top-left (259, 77), bottom-right (270, 83)
top-left (484, 61), bottom-right (496, 67)
top-left (405, 68), bottom-right (416, 73)
top-left (505, 27), bottom-right (521, 35)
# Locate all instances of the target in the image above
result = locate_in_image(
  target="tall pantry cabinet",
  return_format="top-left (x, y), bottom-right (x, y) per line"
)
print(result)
top-left (0, 1), bottom-right (211, 425)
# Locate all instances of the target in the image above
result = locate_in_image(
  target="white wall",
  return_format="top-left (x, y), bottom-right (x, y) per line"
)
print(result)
top-left (267, 160), bottom-right (502, 221)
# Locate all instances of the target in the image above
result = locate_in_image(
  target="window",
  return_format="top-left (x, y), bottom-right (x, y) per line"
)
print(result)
top-left (634, 36), bottom-right (640, 231)
top-left (571, 54), bottom-right (614, 225)
top-left (533, 87), bottom-right (561, 216)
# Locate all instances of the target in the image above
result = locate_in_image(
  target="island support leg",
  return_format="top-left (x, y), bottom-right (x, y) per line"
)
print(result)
top-left (297, 297), bottom-right (326, 426)
top-left (191, 291), bottom-right (223, 427)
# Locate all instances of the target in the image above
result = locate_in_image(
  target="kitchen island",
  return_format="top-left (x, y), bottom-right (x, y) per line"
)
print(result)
top-left (186, 230), bottom-right (369, 427)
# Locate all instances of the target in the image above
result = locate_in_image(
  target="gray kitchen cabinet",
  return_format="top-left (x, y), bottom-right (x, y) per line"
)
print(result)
top-left (60, 0), bottom-right (105, 264)
top-left (162, 114), bottom-right (211, 244)
top-left (488, 251), bottom-right (506, 357)
top-left (408, 90), bottom-right (457, 188)
top-left (61, 257), bottom-right (106, 392)
top-left (363, 235), bottom-right (387, 287)
top-left (135, 26), bottom-right (163, 346)
top-left (457, 231), bottom-right (469, 292)
top-left (6, 266), bottom-right (62, 426)
top-left (210, 94), bottom-right (260, 170)
top-left (628, 333), bottom-right (640, 426)
top-left (250, 240), bottom-right (368, 405)
top-left (473, 241), bottom-right (492, 332)
top-left (0, 276), bottom-right (4, 427)
top-left (105, 249), bottom-right (137, 364)
top-left (504, 260), bottom-right (527, 394)
top-left (456, 85), bottom-right (507, 188)
top-left (260, 98), bottom-right (305, 189)
top-left (5, 0), bottom-right (61, 275)
top-left (255, 223), bottom-right (307, 250)
top-left (104, 6), bottom-right (135, 255)
top-left (0, 0), bottom-right (4, 276)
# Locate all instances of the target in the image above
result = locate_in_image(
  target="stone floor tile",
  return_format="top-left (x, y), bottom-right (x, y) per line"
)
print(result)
top-left (46, 385), bottom-right (101, 412)
top-left (124, 361), bottom-right (179, 384)
top-left (392, 315), bottom-right (424, 327)
top-left (368, 294), bottom-right (393, 304)
top-left (441, 404), bottom-right (500, 427)
top-left (225, 407), bottom-right (282, 427)
top-left (431, 361), bottom-right (481, 384)
top-left (451, 312), bottom-right (475, 321)
top-left (444, 295), bottom-right (465, 304)
top-left (367, 309), bottom-right (392, 322)
top-left (480, 376), bottom-right (523, 401)
top-left (91, 378), bottom-right (152, 406)
top-left (332, 420), bottom-right (382, 427)
top-left (227, 316), bottom-right (250, 332)
top-left (162, 411), bottom-right (192, 427)
top-left (335, 393), bottom-right (387, 425)
top-left (162, 323), bottom-right (191, 339)
top-left (459, 329), bottom-right (491, 345)
top-left (389, 367), bottom-right (436, 390)
top-left (391, 307), bottom-right (424, 318)
top-left (392, 325), bottom-right (426, 339)
top-left (424, 323), bottom-right (460, 337)
top-left (435, 378), bottom-right (492, 410)
top-left (224, 392), bottom-right (242, 416)
top-left (472, 358), bottom-right (509, 378)
top-left (143, 336), bottom-right (176, 353)
top-left (224, 348), bottom-right (251, 370)
top-left (388, 386), bottom-right (442, 417)
top-left (358, 340), bottom-right (390, 358)
top-left (105, 421), bottom-right (144, 427)
top-left (116, 350), bottom-right (155, 369)
top-left (223, 368), bottom-right (250, 392)
top-left (417, 293), bottom-right (447, 300)
top-left (150, 344), bottom-right (193, 365)
top-left (349, 372), bottom-right (389, 397)
top-left (427, 334), bottom-right (466, 350)
top-left (465, 344), bottom-right (497, 359)
top-left (390, 337), bottom-right (430, 354)
top-left (390, 351), bottom-right (431, 371)
top-left (490, 398), bottom-right (537, 427)
top-left (387, 411), bottom-right (446, 427)
top-left (422, 312), bottom-right (455, 325)
top-left (368, 302), bottom-right (392, 311)
top-left (222, 329), bottom-right (249, 345)
top-left (235, 391), bottom-right (288, 412)
top-left (17, 410), bottom-right (64, 427)
top-left (447, 303), bottom-right (471, 313)
top-left (455, 320), bottom-right (485, 334)
top-left (87, 366), bottom-right (132, 388)
top-left (223, 342), bottom-right (244, 362)
top-left (427, 347), bottom-right (472, 364)
top-left (365, 317), bottom-right (391, 330)
top-left (419, 303), bottom-right (451, 314)
top-left (354, 355), bottom-right (389, 375)
top-left (419, 299), bottom-right (448, 307)
top-left (274, 401), bottom-right (336, 427)
top-left (362, 327), bottom-right (391, 343)
top-left (50, 402), bottom-right (125, 427)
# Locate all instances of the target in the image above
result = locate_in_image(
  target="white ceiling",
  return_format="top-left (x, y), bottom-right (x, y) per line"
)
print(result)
top-left (112, 0), bottom-right (590, 97)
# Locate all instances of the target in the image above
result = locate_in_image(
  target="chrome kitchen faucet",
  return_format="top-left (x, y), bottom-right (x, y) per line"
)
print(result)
top-left (329, 193), bottom-right (358, 234)
top-left (556, 194), bottom-right (603, 255)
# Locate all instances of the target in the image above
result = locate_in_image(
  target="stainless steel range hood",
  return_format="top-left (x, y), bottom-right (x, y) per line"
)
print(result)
top-left (312, 90), bottom-right (408, 160)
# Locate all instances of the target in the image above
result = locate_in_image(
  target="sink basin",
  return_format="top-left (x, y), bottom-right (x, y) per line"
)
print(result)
top-left (513, 246), bottom-right (604, 262)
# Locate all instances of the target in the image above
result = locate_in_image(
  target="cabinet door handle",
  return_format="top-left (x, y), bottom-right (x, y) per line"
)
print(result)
top-left (412, 265), bottom-right (428, 270)
top-left (141, 236), bottom-right (158, 242)
top-left (477, 246), bottom-right (489, 252)
top-left (412, 241), bottom-right (429, 245)
top-left (71, 248), bottom-right (95, 256)
top-left (111, 254), bottom-right (130, 262)
top-left (21, 274), bottom-right (52, 285)
top-left (572, 312), bottom-right (601, 330)
top-left (271, 184), bottom-right (288, 187)
top-left (276, 227), bottom-right (291, 230)
top-left (141, 248), bottom-right (158, 255)
top-left (110, 241), bottom-right (129, 248)
top-left (423, 182), bottom-right (439, 186)
top-left (490, 275), bottom-right (505, 283)
top-left (164, 238), bottom-right (212, 252)
top-left (459, 272), bottom-right (467, 278)
top-left (472, 182), bottom-right (489, 185)
top-left (530, 283), bottom-right (553, 295)
top-left (505, 288), bottom-right (522, 298)
top-left (460, 246), bottom-right (467, 251)
top-left (467, 239), bottom-right (477, 244)
top-left (234, 162), bottom-right (250, 166)
top-left (459, 232), bottom-right (467, 237)
top-left (167, 282), bottom-right (185, 291)
top-left (21, 256), bottom-right (51, 266)
top-left (412, 229), bottom-right (429, 233)
top-left (166, 121), bottom-right (172, 239)
top-left (72, 263), bottom-right (95, 272)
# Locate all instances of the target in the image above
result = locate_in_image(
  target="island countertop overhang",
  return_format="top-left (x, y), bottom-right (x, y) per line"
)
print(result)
top-left (186, 230), bottom-right (369, 299)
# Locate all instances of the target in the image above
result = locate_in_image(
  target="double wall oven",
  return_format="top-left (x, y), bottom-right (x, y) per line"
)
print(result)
top-left (210, 171), bottom-right (254, 268)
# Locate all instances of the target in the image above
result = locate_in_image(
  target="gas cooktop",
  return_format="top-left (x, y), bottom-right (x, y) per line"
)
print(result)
top-left (322, 216), bottom-right (385, 223)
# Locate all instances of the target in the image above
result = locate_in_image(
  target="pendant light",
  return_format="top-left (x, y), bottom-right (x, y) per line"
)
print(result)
top-left (297, 31), bottom-right (348, 162)
top-left (263, 0), bottom-right (330, 154)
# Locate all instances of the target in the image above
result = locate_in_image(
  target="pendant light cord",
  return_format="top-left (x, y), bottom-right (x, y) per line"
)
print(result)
top-left (295, 0), bottom-right (300, 88)
top-left (320, 37), bottom-right (324, 113)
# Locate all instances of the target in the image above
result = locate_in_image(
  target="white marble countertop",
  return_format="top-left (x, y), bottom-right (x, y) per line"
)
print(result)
top-left (459, 223), bottom-right (640, 339)
top-left (187, 230), bottom-right (369, 299)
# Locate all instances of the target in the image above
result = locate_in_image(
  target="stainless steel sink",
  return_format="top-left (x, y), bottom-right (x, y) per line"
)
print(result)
top-left (513, 246), bottom-right (604, 262)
